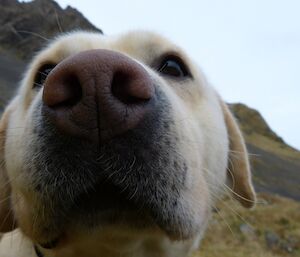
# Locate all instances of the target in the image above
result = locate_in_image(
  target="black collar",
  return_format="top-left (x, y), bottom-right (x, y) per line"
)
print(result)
top-left (34, 245), bottom-right (44, 257)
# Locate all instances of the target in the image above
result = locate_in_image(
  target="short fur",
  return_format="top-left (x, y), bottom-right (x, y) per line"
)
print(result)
top-left (0, 31), bottom-right (255, 257)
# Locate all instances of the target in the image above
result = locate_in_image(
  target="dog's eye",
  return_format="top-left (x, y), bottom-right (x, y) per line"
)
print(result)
top-left (158, 56), bottom-right (189, 78)
top-left (34, 64), bottom-right (56, 88)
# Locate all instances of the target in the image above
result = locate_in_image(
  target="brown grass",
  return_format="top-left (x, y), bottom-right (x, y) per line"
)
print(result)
top-left (192, 193), bottom-right (300, 257)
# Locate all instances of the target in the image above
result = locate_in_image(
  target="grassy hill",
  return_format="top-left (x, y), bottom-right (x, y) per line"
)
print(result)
top-left (193, 193), bottom-right (300, 257)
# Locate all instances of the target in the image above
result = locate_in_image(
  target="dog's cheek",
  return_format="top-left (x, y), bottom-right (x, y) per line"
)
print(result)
top-left (181, 133), bottom-right (211, 239)
top-left (183, 174), bottom-right (211, 240)
top-left (5, 93), bottom-right (42, 183)
top-left (163, 98), bottom-right (211, 239)
top-left (12, 190), bottom-right (55, 243)
top-left (3, 102), bottom-right (48, 237)
top-left (0, 106), bottom-right (18, 232)
top-left (12, 192), bottom-right (35, 235)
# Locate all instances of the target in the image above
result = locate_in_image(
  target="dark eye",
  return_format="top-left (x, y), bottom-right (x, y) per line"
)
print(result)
top-left (158, 56), bottom-right (190, 78)
top-left (34, 64), bottom-right (56, 88)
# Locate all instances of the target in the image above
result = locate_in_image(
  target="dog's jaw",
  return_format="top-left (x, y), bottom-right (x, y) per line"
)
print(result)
top-left (34, 226), bottom-right (202, 257)
top-left (0, 227), bottom-right (201, 257)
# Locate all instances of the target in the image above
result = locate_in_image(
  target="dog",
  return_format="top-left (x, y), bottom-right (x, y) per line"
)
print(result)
top-left (0, 30), bottom-right (256, 257)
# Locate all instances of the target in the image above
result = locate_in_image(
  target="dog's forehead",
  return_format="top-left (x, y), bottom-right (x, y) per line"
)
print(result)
top-left (39, 30), bottom-right (182, 64)
top-left (112, 31), bottom-right (183, 62)
top-left (21, 30), bottom-right (202, 113)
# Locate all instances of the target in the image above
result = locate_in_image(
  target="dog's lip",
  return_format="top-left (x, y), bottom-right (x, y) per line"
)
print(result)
top-left (72, 179), bottom-right (137, 214)
top-left (34, 180), bottom-right (155, 249)
top-left (36, 212), bottom-right (155, 251)
top-left (39, 237), bottom-right (61, 249)
top-left (38, 232), bottom-right (74, 251)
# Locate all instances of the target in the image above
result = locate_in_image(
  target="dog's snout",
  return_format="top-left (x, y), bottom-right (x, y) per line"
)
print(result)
top-left (42, 49), bottom-right (155, 142)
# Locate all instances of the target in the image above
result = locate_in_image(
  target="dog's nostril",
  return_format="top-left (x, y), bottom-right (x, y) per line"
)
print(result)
top-left (43, 74), bottom-right (82, 108)
top-left (111, 71), bottom-right (153, 105)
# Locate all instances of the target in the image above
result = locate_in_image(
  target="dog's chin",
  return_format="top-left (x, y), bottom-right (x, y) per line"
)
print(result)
top-left (35, 182), bottom-right (156, 249)
top-left (69, 178), bottom-right (156, 229)
top-left (23, 145), bottom-right (200, 248)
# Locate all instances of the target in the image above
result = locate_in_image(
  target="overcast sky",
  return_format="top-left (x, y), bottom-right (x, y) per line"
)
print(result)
top-left (45, 0), bottom-right (300, 149)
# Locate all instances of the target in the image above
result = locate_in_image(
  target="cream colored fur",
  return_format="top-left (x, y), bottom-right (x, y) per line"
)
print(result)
top-left (0, 31), bottom-right (255, 257)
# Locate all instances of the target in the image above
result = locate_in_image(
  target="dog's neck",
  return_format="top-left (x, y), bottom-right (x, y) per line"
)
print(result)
top-left (0, 229), bottom-right (198, 257)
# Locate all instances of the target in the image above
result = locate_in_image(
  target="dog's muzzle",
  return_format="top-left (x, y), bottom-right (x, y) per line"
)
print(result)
top-left (26, 48), bottom-right (195, 246)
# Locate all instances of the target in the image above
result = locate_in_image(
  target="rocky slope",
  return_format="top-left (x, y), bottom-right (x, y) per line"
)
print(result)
top-left (0, 0), bottom-right (101, 60)
top-left (230, 104), bottom-right (300, 200)
top-left (0, 52), bottom-right (24, 111)
top-left (0, 0), bottom-right (299, 201)
top-left (194, 193), bottom-right (300, 257)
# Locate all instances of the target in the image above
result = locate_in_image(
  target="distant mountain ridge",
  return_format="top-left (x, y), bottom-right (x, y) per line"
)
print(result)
top-left (230, 104), bottom-right (300, 200)
top-left (0, 0), bottom-right (299, 201)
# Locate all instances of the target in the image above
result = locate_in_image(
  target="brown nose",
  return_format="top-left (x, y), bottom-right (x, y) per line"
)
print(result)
top-left (42, 49), bottom-right (155, 142)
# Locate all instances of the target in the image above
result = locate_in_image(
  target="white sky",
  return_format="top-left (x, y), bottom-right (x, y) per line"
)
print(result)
top-left (40, 0), bottom-right (300, 149)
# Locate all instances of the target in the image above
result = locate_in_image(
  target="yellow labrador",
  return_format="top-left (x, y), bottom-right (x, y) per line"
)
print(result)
top-left (0, 31), bottom-right (255, 257)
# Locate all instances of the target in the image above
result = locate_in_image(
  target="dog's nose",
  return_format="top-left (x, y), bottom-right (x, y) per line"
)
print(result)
top-left (42, 49), bottom-right (155, 142)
